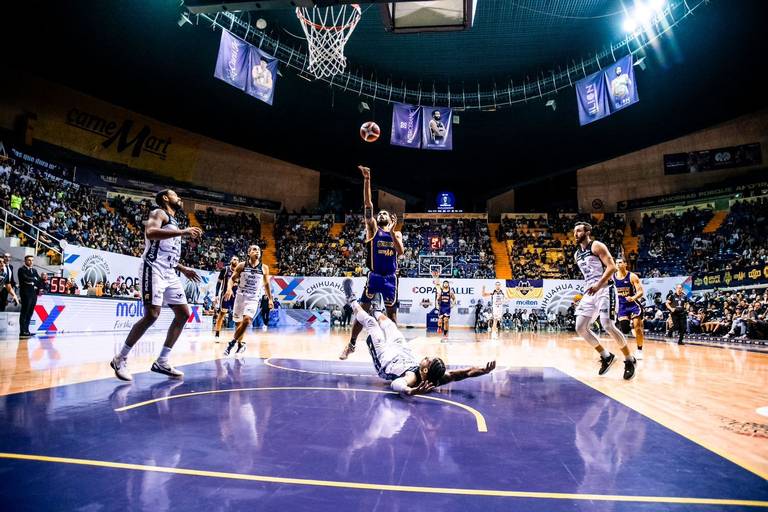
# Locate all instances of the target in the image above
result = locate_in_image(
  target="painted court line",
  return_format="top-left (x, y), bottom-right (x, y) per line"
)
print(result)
top-left (561, 368), bottom-right (768, 482)
top-left (264, 357), bottom-right (378, 378)
top-left (113, 386), bottom-right (488, 433)
top-left (0, 452), bottom-right (766, 507)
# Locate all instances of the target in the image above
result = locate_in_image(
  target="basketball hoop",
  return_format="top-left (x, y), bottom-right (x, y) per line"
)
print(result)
top-left (295, 3), bottom-right (361, 79)
top-left (430, 265), bottom-right (442, 280)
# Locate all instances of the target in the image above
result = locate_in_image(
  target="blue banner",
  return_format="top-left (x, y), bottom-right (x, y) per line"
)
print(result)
top-left (245, 46), bottom-right (278, 105)
top-left (575, 69), bottom-right (609, 126)
top-left (390, 103), bottom-right (422, 148)
top-left (422, 107), bottom-right (453, 150)
top-left (605, 54), bottom-right (639, 113)
top-left (214, 30), bottom-right (250, 91)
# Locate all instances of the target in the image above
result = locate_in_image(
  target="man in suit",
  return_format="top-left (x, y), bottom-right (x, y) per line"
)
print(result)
top-left (1, 253), bottom-right (19, 312)
top-left (18, 255), bottom-right (41, 337)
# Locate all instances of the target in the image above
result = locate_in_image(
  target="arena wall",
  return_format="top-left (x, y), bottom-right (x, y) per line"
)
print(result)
top-left (577, 109), bottom-right (768, 212)
top-left (0, 72), bottom-right (319, 212)
top-left (486, 189), bottom-right (516, 221)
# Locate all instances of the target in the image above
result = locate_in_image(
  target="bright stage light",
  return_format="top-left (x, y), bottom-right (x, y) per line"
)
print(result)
top-left (634, 3), bottom-right (653, 24)
top-left (649, 0), bottom-right (666, 12)
top-left (623, 17), bottom-right (638, 33)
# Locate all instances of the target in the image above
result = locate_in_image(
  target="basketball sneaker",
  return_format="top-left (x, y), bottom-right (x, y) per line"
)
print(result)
top-left (339, 342), bottom-right (356, 360)
top-left (110, 356), bottom-right (132, 381)
top-left (370, 293), bottom-right (384, 313)
top-left (598, 353), bottom-right (616, 375)
top-left (151, 360), bottom-right (184, 379)
top-left (342, 278), bottom-right (356, 303)
top-left (224, 340), bottom-right (237, 356)
top-left (236, 342), bottom-right (247, 355)
top-left (623, 357), bottom-right (637, 380)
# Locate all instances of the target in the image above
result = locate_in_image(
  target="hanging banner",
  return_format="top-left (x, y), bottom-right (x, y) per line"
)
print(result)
top-left (214, 30), bottom-right (250, 91)
top-left (576, 69), bottom-right (610, 126)
top-left (245, 46), bottom-right (278, 105)
top-left (390, 103), bottom-right (423, 148)
top-left (605, 54), bottom-right (639, 113)
top-left (422, 107), bottom-right (453, 150)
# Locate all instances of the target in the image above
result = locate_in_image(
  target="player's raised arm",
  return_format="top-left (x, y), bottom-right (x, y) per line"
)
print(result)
top-left (359, 165), bottom-right (377, 239)
top-left (438, 361), bottom-right (496, 385)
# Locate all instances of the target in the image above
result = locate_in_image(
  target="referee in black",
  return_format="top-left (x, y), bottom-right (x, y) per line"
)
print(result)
top-left (666, 284), bottom-right (688, 345)
top-left (18, 255), bottom-right (42, 337)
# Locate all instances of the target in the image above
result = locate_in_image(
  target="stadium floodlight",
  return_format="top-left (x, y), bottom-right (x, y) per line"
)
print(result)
top-left (633, 56), bottom-right (647, 70)
top-left (649, 0), bottom-right (666, 12)
top-left (634, 3), bottom-right (653, 24)
top-left (256, 18), bottom-right (267, 30)
top-left (545, 99), bottom-right (557, 111)
top-left (177, 13), bottom-right (192, 27)
top-left (357, 101), bottom-right (371, 113)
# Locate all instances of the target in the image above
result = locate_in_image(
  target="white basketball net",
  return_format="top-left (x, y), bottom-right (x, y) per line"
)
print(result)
top-left (295, 4), bottom-right (361, 79)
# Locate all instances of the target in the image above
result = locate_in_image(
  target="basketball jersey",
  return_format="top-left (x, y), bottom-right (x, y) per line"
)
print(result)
top-left (379, 341), bottom-right (419, 380)
top-left (574, 241), bottom-right (607, 288)
top-left (438, 289), bottom-right (452, 307)
top-left (614, 271), bottom-right (636, 306)
top-left (491, 289), bottom-right (505, 307)
top-left (237, 261), bottom-right (265, 300)
top-left (143, 210), bottom-right (182, 272)
top-left (366, 227), bottom-right (397, 275)
top-left (218, 266), bottom-right (238, 300)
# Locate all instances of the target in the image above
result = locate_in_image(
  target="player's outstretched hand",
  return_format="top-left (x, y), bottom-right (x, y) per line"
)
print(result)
top-left (181, 267), bottom-right (201, 282)
top-left (390, 213), bottom-right (397, 227)
top-left (358, 165), bottom-right (371, 179)
top-left (183, 226), bottom-right (203, 239)
top-left (480, 361), bottom-right (496, 375)
top-left (408, 380), bottom-right (435, 396)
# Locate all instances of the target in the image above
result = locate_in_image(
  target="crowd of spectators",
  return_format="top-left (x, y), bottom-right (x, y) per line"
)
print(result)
top-left (400, 218), bottom-right (495, 278)
top-left (642, 287), bottom-right (768, 341)
top-left (499, 213), bottom-right (626, 279)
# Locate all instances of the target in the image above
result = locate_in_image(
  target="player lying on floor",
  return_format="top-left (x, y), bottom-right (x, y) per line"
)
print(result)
top-left (342, 279), bottom-right (495, 395)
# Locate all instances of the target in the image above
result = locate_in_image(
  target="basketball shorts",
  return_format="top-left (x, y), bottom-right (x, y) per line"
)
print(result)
top-left (439, 305), bottom-right (451, 318)
top-left (575, 286), bottom-right (616, 322)
top-left (617, 300), bottom-right (642, 320)
top-left (233, 294), bottom-right (260, 323)
top-left (492, 306), bottom-right (503, 321)
top-left (142, 262), bottom-right (187, 307)
top-left (360, 272), bottom-right (398, 307)
top-left (220, 291), bottom-right (236, 311)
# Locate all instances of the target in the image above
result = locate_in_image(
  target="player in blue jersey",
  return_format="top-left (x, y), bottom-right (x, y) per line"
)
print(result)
top-left (434, 278), bottom-right (456, 340)
top-left (340, 165), bottom-right (404, 360)
top-left (614, 257), bottom-right (645, 360)
top-left (213, 255), bottom-right (240, 340)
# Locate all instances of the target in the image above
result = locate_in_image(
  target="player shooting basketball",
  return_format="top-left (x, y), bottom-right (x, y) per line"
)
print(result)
top-left (340, 165), bottom-right (404, 360)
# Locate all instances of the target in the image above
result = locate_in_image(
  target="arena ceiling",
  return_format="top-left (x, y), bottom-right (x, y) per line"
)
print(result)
top-left (4, 1), bottom-right (768, 210)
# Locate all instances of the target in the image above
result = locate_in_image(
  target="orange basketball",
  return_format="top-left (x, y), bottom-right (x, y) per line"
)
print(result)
top-left (573, 293), bottom-right (583, 303)
top-left (360, 121), bottom-right (381, 142)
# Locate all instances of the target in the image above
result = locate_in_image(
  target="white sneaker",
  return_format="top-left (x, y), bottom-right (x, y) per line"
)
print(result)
top-left (151, 359), bottom-right (184, 379)
top-left (110, 356), bottom-right (132, 381)
top-left (634, 350), bottom-right (644, 361)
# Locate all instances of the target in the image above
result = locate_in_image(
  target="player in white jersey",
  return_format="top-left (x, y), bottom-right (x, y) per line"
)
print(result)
top-left (342, 279), bottom-right (495, 394)
top-left (223, 244), bottom-right (273, 356)
top-left (482, 281), bottom-right (507, 339)
top-left (110, 189), bottom-right (203, 381)
top-left (573, 222), bottom-right (637, 380)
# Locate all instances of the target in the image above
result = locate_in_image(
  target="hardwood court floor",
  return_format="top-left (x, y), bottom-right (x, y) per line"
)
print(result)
top-left (0, 327), bottom-right (766, 511)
